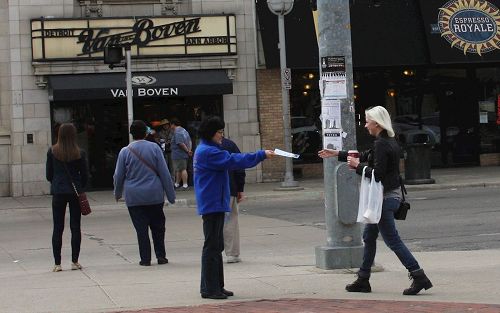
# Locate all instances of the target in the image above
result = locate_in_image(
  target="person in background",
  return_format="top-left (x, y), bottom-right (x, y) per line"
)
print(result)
top-left (156, 119), bottom-right (173, 175)
top-left (194, 116), bottom-right (275, 299)
top-left (318, 106), bottom-right (433, 296)
top-left (221, 137), bottom-right (245, 264)
top-left (170, 117), bottom-right (192, 190)
top-left (114, 120), bottom-right (176, 266)
top-left (46, 123), bottom-right (88, 272)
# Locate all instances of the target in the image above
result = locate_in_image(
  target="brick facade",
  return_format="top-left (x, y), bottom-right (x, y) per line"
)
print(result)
top-left (256, 69), bottom-right (285, 181)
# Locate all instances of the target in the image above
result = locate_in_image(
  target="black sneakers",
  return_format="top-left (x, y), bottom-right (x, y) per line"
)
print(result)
top-left (157, 257), bottom-right (169, 265)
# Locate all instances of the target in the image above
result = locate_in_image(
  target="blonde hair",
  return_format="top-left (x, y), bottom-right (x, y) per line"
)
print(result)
top-left (365, 106), bottom-right (395, 137)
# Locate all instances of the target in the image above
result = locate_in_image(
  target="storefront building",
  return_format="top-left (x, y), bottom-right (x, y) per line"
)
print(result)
top-left (256, 0), bottom-right (500, 179)
top-left (0, 1), bottom-right (262, 196)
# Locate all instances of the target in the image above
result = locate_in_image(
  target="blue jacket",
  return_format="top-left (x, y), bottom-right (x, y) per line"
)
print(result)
top-left (114, 140), bottom-right (176, 207)
top-left (194, 139), bottom-right (266, 215)
top-left (46, 149), bottom-right (88, 195)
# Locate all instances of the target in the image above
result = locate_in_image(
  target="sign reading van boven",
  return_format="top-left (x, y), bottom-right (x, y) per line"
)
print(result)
top-left (31, 15), bottom-right (236, 61)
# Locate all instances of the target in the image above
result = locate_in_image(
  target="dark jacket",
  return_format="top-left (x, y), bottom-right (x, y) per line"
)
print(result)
top-left (46, 148), bottom-right (88, 195)
top-left (221, 138), bottom-right (246, 197)
top-left (339, 132), bottom-right (400, 192)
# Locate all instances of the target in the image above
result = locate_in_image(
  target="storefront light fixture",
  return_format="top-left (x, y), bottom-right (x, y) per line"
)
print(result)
top-left (403, 69), bottom-right (415, 76)
top-left (354, 83), bottom-right (359, 89)
top-left (304, 84), bottom-right (311, 90)
top-left (387, 89), bottom-right (396, 97)
top-left (308, 73), bottom-right (315, 79)
top-left (303, 91), bottom-right (309, 96)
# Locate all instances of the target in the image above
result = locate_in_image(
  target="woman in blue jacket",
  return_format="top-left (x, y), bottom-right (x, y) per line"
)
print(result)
top-left (194, 116), bottom-right (274, 299)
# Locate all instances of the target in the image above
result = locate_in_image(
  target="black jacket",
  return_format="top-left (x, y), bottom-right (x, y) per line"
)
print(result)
top-left (220, 138), bottom-right (246, 197)
top-left (339, 133), bottom-right (400, 192)
top-left (46, 149), bottom-right (88, 195)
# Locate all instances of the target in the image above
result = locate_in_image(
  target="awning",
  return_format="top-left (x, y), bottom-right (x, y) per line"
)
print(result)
top-left (48, 70), bottom-right (233, 101)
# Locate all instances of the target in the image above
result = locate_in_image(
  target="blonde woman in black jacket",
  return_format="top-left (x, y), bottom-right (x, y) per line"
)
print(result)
top-left (46, 123), bottom-right (88, 272)
top-left (319, 106), bottom-right (432, 295)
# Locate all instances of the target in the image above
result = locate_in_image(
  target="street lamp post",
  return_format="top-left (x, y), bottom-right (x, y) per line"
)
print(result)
top-left (104, 44), bottom-right (134, 142)
top-left (267, 0), bottom-right (299, 188)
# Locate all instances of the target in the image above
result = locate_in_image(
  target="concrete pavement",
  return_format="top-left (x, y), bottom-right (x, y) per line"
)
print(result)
top-left (1, 166), bottom-right (500, 312)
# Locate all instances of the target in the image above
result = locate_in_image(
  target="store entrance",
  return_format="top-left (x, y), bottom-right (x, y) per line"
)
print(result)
top-left (50, 96), bottom-right (223, 190)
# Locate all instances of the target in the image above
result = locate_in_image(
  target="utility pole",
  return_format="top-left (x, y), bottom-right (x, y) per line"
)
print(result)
top-left (315, 0), bottom-right (363, 269)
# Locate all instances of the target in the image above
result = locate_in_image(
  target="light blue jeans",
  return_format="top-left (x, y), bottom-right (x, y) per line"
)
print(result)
top-left (359, 197), bottom-right (420, 278)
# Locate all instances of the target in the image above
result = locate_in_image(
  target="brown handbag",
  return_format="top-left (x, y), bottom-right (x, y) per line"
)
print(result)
top-left (63, 163), bottom-right (91, 216)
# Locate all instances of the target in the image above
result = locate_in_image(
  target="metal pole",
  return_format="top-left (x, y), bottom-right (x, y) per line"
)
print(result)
top-left (125, 46), bottom-right (134, 143)
top-left (277, 13), bottom-right (298, 188)
top-left (315, 0), bottom-right (363, 269)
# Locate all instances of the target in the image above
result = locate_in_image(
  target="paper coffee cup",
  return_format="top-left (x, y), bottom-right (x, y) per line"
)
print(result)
top-left (347, 150), bottom-right (359, 169)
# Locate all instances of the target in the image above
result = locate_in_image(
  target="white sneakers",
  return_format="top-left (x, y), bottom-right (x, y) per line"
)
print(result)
top-left (226, 256), bottom-right (241, 263)
top-left (71, 262), bottom-right (82, 270)
top-left (53, 265), bottom-right (62, 272)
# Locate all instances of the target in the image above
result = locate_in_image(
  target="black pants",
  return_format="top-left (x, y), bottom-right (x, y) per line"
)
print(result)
top-left (127, 203), bottom-right (166, 263)
top-left (200, 212), bottom-right (225, 295)
top-left (52, 194), bottom-right (81, 265)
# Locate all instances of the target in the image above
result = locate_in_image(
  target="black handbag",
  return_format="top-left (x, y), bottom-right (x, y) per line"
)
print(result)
top-left (394, 177), bottom-right (410, 220)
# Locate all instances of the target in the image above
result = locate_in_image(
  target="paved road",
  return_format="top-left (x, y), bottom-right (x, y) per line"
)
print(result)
top-left (242, 186), bottom-right (500, 252)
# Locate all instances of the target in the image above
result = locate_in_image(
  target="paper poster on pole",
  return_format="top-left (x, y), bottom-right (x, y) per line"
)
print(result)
top-left (320, 56), bottom-right (347, 99)
top-left (321, 99), bottom-right (342, 130)
top-left (323, 129), bottom-right (342, 150)
top-left (320, 76), bottom-right (347, 99)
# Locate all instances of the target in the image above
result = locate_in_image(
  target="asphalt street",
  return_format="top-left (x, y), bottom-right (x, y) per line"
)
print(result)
top-left (242, 186), bottom-right (500, 252)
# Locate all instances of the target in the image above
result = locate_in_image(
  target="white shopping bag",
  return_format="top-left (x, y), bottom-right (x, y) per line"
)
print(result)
top-left (357, 166), bottom-right (384, 224)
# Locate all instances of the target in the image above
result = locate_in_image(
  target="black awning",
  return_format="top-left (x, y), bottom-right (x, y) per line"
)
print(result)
top-left (48, 70), bottom-right (233, 101)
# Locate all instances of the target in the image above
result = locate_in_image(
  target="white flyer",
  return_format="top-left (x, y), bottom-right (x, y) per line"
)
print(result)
top-left (321, 99), bottom-right (342, 130)
top-left (320, 73), bottom-right (347, 99)
top-left (323, 129), bottom-right (343, 150)
top-left (274, 148), bottom-right (300, 159)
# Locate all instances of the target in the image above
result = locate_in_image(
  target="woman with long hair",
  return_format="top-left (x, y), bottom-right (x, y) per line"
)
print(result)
top-left (318, 106), bottom-right (433, 295)
top-left (46, 123), bottom-right (88, 272)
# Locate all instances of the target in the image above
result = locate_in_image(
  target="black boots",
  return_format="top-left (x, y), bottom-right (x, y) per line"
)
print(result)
top-left (345, 273), bottom-right (372, 293)
top-left (403, 269), bottom-right (433, 295)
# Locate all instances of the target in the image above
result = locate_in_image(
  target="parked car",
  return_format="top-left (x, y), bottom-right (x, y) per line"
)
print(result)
top-left (393, 114), bottom-right (441, 145)
top-left (291, 116), bottom-right (322, 162)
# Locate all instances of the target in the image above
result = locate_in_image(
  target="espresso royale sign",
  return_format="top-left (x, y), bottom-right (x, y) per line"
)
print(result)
top-left (419, 0), bottom-right (500, 63)
top-left (31, 15), bottom-right (236, 61)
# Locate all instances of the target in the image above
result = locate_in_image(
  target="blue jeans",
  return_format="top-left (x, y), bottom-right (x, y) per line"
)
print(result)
top-left (359, 198), bottom-right (420, 277)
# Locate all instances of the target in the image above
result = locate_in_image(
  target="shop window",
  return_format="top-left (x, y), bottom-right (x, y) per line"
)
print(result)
top-left (290, 70), bottom-right (322, 163)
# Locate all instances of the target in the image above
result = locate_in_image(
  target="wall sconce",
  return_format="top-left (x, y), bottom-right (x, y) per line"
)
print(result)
top-left (308, 73), bottom-right (315, 79)
top-left (387, 89), bottom-right (396, 97)
top-left (304, 84), bottom-right (311, 90)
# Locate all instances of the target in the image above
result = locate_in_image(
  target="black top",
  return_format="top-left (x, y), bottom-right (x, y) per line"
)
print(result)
top-left (220, 138), bottom-right (246, 197)
top-left (46, 149), bottom-right (88, 195)
top-left (339, 133), bottom-right (401, 192)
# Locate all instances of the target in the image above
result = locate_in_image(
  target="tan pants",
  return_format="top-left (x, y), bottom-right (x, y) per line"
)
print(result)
top-left (223, 196), bottom-right (240, 257)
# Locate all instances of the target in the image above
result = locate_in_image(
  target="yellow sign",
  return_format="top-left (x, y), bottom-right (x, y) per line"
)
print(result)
top-left (31, 15), bottom-right (236, 61)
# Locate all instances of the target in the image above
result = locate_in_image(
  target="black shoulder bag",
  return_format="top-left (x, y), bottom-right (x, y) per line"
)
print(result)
top-left (394, 176), bottom-right (410, 220)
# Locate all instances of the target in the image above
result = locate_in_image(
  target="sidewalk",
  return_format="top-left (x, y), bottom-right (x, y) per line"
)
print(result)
top-left (0, 166), bottom-right (499, 313)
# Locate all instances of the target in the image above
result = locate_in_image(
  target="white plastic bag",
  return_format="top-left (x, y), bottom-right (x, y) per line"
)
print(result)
top-left (357, 166), bottom-right (384, 224)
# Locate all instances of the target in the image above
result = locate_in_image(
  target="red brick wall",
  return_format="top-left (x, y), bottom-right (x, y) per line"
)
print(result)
top-left (257, 69), bottom-right (285, 181)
